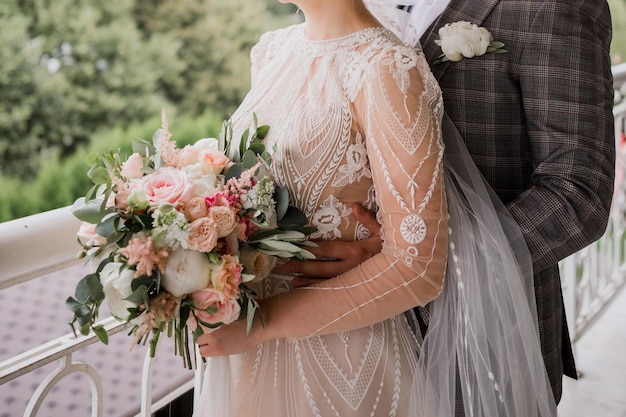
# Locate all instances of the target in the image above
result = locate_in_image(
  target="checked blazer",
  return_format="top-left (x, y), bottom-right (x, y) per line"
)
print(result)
top-left (419, 0), bottom-right (615, 404)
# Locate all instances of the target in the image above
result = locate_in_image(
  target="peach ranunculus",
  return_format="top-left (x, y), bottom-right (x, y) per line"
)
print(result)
top-left (161, 248), bottom-right (212, 297)
top-left (209, 255), bottom-right (242, 299)
top-left (187, 288), bottom-right (241, 332)
top-left (120, 152), bottom-right (145, 179)
top-left (141, 167), bottom-right (192, 208)
top-left (182, 196), bottom-right (209, 222)
top-left (209, 205), bottom-right (237, 237)
top-left (187, 217), bottom-right (219, 253)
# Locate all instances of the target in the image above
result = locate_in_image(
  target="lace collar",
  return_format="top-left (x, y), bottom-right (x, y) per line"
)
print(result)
top-left (292, 23), bottom-right (394, 56)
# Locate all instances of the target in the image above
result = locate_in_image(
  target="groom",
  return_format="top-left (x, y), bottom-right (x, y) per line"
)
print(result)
top-left (280, 0), bottom-right (616, 407)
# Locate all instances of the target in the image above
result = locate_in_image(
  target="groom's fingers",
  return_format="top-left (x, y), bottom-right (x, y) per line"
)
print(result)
top-left (273, 204), bottom-right (383, 280)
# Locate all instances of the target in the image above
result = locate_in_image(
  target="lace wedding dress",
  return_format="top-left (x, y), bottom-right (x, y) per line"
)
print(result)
top-left (194, 21), bottom-right (556, 417)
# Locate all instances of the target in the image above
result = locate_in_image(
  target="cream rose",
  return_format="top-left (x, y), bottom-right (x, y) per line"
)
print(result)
top-left (100, 262), bottom-right (136, 320)
top-left (199, 150), bottom-right (230, 175)
top-left (188, 288), bottom-right (241, 332)
top-left (77, 222), bottom-right (107, 247)
top-left (183, 164), bottom-right (222, 199)
top-left (161, 248), bottom-right (212, 297)
top-left (436, 21), bottom-right (492, 62)
top-left (141, 167), bottom-right (192, 208)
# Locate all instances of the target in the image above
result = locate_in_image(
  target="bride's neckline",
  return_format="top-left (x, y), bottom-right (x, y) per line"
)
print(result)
top-left (295, 24), bottom-right (391, 54)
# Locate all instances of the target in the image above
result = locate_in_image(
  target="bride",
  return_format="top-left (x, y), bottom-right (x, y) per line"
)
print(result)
top-left (194, 1), bottom-right (556, 416)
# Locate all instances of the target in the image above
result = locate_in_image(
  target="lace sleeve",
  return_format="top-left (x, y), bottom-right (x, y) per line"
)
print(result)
top-left (260, 46), bottom-right (448, 340)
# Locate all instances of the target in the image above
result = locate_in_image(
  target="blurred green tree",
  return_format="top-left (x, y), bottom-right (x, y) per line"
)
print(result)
top-left (0, 0), bottom-right (275, 179)
top-left (132, 0), bottom-right (272, 117)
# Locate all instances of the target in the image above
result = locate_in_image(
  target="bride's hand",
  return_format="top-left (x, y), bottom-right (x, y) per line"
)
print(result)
top-left (273, 204), bottom-right (382, 287)
top-left (196, 316), bottom-right (267, 357)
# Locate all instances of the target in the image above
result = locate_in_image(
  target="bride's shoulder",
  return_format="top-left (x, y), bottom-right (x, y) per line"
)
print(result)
top-left (251, 24), bottom-right (301, 63)
top-left (255, 24), bottom-right (302, 49)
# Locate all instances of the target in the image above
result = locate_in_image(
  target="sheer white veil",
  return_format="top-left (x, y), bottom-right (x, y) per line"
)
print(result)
top-left (364, 1), bottom-right (558, 416)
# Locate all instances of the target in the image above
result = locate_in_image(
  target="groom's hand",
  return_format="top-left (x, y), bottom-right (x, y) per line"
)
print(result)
top-left (274, 204), bottom-right (382, 287)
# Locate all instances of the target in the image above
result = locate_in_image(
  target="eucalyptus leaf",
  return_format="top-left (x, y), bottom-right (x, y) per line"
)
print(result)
top-left (75, 274), bottom-right (104, 303)
top-left (85, 152), bottom-right (99, 167)
top-left (72, 197), bottom-right (106, 223)
top-left (95, 213), bottom-right (121, 239)
top-left (225, 162), bottom-right (244, 180)
top-left (255, 125), bottom-right (270, 140)
top-left (249, 142), bottom-right (266, 155)
top-left (65, 296), bottom-right (91, 317)
top-left (239, 128), bottom-right (250, 158)
top-left (93, 325), bottom-right (109, 345)
top-left (124, 284), bottom-right (148, 305)
top-left (242, 150), bottom-right (259, 169)
top-left (88, 165), bottom-right (112, 185)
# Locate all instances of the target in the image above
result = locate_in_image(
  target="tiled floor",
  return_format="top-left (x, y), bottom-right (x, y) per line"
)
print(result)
top-left (558, 286), bottom-right (626, 417)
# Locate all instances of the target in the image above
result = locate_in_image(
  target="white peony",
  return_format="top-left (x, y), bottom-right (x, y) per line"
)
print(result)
top-left (100, 262), bottom-right (136, 321)
top-left (436, 21), bottom-right (493, 62)
top-left (161, 248), bottom-right (212, 297)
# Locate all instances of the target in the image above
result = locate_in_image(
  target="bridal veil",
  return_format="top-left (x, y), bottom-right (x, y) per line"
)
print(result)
top-left (364, 1), bottom-right (557, 415)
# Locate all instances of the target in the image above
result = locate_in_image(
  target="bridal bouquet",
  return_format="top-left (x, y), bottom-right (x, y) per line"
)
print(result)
top-left (66, 111), bottom-right (315, 367)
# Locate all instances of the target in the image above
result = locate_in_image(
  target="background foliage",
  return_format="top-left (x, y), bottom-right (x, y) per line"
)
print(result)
top-left (0, 0), bottom-right (623, 222)
top-left (0, 0), bottom-right (295, 181)
top-left (0, 0), bottom-right (297, 221)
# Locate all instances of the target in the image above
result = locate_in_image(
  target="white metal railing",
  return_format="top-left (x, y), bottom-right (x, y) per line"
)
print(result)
top-left (1, 65), bottom-right (626, 417)
top-left (560, 63), bottom-right (626, 342)
top-left (0, 217), bottom-right (193, 414)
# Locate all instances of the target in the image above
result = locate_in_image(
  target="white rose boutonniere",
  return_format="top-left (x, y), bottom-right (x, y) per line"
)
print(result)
top-left (434, 21), bottom-right (507, 64)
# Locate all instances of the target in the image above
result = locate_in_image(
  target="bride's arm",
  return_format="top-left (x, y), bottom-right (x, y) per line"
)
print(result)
top-left (199, 48), bottom-right (447, 355)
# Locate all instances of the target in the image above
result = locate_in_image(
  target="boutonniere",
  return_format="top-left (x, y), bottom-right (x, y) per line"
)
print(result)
top-left (434, 21), bottom-right (507, 64)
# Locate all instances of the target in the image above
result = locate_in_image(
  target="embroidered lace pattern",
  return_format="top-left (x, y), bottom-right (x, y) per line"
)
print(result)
top-left (197, 24), bottom-right (448, 417)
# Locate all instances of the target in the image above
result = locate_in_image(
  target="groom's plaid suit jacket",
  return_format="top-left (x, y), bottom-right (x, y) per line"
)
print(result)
top-left (419, 0), bottom-right (615, 405)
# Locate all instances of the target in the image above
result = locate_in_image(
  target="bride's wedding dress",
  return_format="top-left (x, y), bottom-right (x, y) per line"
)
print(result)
top-left (194, 22), bottom-right (556, 417)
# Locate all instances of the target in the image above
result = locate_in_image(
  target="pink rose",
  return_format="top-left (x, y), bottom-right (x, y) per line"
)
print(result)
top-left (187, 217), bottom-right (218, 253)
top-left (188, 288), bottom-right (241, 332)
top-left (141, 167), bottom-right (192, 208)
top-left (199, 150), bottom-right (230, 175)
top-left (209, 255), bottom-right (242, 299)
top-left (120, 153), bottom-right (145, 179)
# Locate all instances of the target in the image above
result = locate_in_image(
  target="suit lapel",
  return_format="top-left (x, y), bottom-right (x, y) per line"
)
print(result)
top-left (420, 0), bottom-right (500, 80)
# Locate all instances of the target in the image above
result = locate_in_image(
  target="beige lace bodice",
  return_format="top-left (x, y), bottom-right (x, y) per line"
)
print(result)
top-left (229, 24), bottom-right (447, 336)
top-left (196, 24), bottom-right (448, 417)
